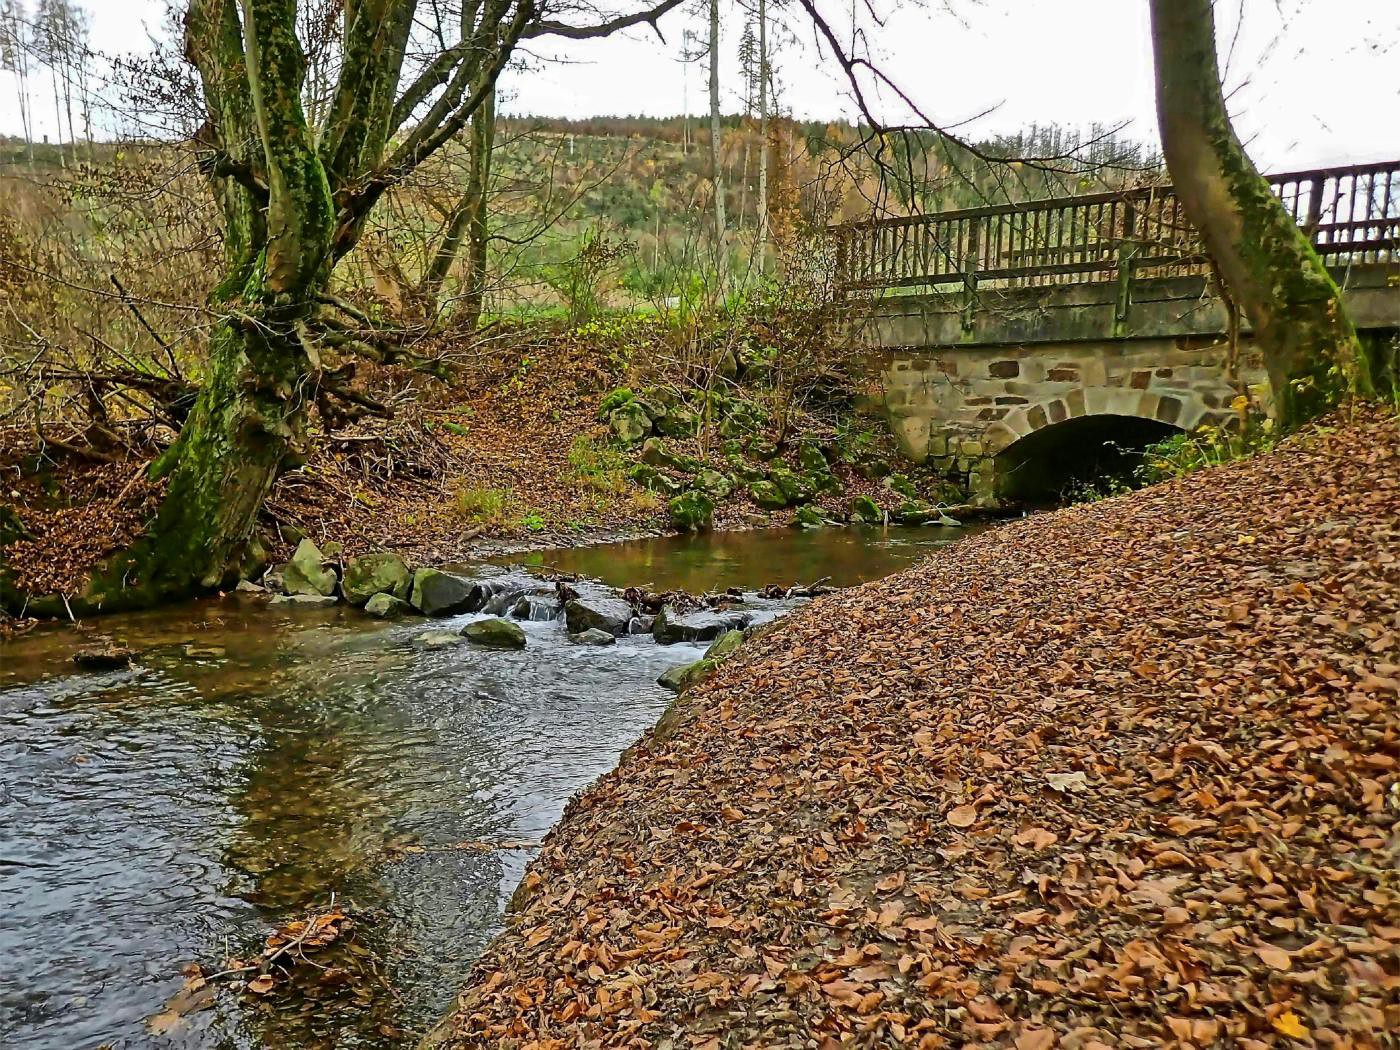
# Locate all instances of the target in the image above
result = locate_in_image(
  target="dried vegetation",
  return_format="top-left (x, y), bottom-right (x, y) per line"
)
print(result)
top-left (441, 407), bottom-right (1399, 1048)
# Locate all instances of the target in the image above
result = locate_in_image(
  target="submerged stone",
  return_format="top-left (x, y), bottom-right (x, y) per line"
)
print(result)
top-left (413, 630), bottom-right (465, 650)
top-left (461, 617), bottom-right (527, 649)
top-left (569, 628), bottom-right (616, 646)
top-left (270, 593), bottom-right (339, 608)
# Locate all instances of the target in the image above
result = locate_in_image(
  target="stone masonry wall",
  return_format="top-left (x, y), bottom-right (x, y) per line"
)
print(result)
top-left (881, 337), bottom-right (1271, 504)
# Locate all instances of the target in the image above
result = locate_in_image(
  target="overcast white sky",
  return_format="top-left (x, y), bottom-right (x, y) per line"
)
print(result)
top-left (3, 0), bottom-right (1398, 169)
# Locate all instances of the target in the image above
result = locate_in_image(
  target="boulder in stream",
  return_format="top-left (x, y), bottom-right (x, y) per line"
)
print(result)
top-left (341, 552), bottom-right (411, 605)
top-left (461, 617), bottom-right (527, 649)
top-left (569, 628), bottom-right (616, 646)
top-left (653, 605), bottom-right (753, 645)
top-left (72, 646), bottom-right (136, 671)
top-left (364, 592), bottom-right (411, 619)
top-left (564, 592), bottom-right (635, 636)
top-left (793, 505), bottom-right (826, 529)
top-left (282, 539), bottom-right (338, 597)
top-left (409, 568), bottom-right (477, 616)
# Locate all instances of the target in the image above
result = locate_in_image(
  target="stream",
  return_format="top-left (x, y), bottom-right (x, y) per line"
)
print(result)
top-left (0, 524), bottom-right (976, 1049)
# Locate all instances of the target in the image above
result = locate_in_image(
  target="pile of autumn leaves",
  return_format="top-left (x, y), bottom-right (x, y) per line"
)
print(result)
top-left (441, 408), bottom-right (1399, 1049)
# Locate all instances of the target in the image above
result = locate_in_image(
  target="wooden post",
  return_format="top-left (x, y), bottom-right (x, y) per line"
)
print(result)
top-left (961, 219), bottom-right (980, 334)
top-left (1113, 238), bottom-right (1138, 337)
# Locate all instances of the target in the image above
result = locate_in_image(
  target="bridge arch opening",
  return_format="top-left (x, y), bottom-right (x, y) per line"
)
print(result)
top-left (995, 414), bottom-right (1183, 504)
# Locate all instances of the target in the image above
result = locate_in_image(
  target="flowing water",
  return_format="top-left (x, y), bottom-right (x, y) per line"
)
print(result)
top-left (0, 524), bottom-right (977, 1049)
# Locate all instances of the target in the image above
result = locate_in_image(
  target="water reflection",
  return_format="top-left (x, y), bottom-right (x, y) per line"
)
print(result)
top-left (501, 522), bottom-right (982, 592)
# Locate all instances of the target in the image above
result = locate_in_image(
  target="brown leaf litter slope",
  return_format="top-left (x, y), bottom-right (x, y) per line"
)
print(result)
top-left (443, 410), bottom-right (1399, 1049)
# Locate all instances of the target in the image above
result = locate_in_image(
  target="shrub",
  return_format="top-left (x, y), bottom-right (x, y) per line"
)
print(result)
top-left (453, 486), bottom-right (509, 525)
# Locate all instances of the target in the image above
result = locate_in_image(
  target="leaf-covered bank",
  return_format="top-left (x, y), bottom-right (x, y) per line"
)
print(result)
top-left (435, 406), bottom-right (1398, 1048)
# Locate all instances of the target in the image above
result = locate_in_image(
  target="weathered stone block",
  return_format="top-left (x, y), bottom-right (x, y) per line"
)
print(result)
top-left (988, 360), bottom-right (1020, 379)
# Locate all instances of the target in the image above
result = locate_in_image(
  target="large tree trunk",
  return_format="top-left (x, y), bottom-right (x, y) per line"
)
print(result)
top-left (86, 0), bottom-right (335, 607)
top-left (1148, 0), bottom-right (1371, 427)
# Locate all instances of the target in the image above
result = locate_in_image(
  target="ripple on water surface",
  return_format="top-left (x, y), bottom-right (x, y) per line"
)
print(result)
top-left (0, 525), bottom-right (977, 1047)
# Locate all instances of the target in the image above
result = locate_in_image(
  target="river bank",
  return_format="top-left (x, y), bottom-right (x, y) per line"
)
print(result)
top-left (433, 406), bottom-right (1399, 1048)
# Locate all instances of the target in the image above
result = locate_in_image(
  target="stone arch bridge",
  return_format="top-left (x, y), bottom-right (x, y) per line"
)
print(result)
top-left (832, 160), bottom-right (1400, 503)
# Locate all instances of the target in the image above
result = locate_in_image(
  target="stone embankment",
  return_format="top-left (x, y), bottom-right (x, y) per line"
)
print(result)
top-left (430, 408), bottom-right (1399, 1048)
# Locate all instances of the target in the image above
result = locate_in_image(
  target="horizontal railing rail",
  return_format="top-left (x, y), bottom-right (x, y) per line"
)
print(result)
top-left (833, 160), bottom-right (1400, 294)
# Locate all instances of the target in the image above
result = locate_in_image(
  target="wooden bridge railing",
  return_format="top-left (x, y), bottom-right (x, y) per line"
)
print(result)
top-left (833, 159), bottom-right (1400, 294)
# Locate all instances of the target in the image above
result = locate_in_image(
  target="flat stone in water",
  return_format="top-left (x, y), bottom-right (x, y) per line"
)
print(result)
top-left (569, 628), bottom-right (616, 646)
top-left (461, 618), bottom-right (526, 649)
top-left (364, 592), bottom-right (411, 619)
top-left (270, 593), bottom-right (339, 608)
top-left (414, 629), bottom-right (466, 650)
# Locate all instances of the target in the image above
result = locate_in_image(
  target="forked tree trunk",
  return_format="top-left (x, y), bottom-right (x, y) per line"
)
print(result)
top-left (86, 0), bottom-right (335, 608)
top-left (1148, 0), bottom-right (1371, 426)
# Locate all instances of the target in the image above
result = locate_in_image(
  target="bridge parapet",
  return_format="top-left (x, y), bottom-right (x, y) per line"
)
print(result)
top-left (834, 160), bottom-right (1400, 297)
top-left (833, 161), bottom-right (1400, 505)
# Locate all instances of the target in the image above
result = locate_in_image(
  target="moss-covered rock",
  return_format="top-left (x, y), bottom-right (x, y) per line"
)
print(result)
top-left (640, 438), bottom-right (700, 473)
top-left (793, 505), bottom-right (826, 529)
top-left (283, 539), bottom-right (337, 597)
top-left (609, 402), bottom-right (652, 444)
top-left (850, 495), bottom-right (884, 524)
top-left (656, 406), bottom-right (700, 438)
top-left (629, 463), bottom-right (683, 496)
top-left (657, 658), bottom-right (718, 692)
top-left (341, 551), bottom-right (410, 605)
top-left (884, 473), bottom-right (920, 500)
top-left (461, 617), bottom-right (527, 649)
top-left (748, 479), bottom-right (788, 510)
top-left (796, 439), bottom-right (830, 475)
top-left (364, 592), bottom-right (411, 619)
top-left (597, 388), bottom-right (635, 416)
top-left (668, 490), bottom-right (714, 532)
top-left (704, 629), bottom-right (746, 661)
top-left (770, 466), bottom-right (816, 505)
top-left (695, 469), bottom-right (733, 498)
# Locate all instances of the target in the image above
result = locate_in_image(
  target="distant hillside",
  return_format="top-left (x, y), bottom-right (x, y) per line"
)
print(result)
top-left (0, 117), bottom-right (1162, 318)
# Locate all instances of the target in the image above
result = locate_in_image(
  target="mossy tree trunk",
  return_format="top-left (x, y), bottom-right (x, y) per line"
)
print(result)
top-left (1148, 0), bottom-right (1371, 426)
top-left (96, 0), bottom-right (337, 603)
top-left (25, 0), bottom-right (688, 612)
